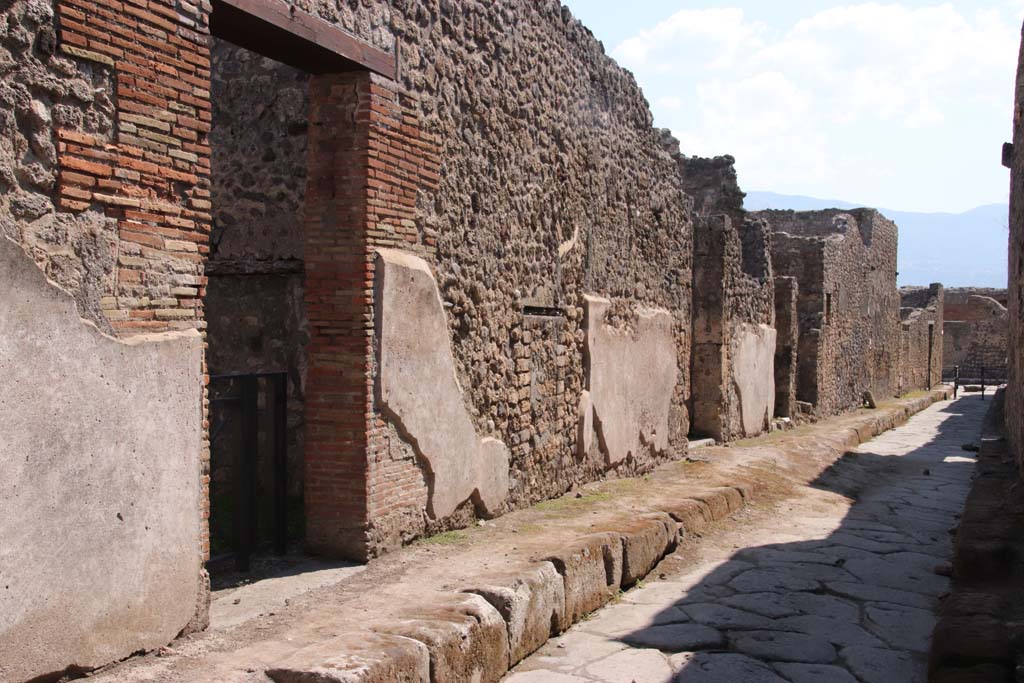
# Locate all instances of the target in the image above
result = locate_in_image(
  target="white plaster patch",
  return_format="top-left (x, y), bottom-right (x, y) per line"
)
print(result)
top-left (374, 249), bottom-right (510, 519)
top-left (0, 236), bottom-right (203, 682)
top-left (731, 323), bottom-right (778, 437)
top-left (582, 295), bottom-right (678, 466)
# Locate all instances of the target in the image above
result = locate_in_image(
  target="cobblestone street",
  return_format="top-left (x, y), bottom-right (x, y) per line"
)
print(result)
top-left (506, 394), bottom-right (988, 683)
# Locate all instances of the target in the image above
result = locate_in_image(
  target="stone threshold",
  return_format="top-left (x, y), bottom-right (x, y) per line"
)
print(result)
top-left (90, 388), bottom-right (950, 683)
top-left (929, 390), bottom-right (1024, 683)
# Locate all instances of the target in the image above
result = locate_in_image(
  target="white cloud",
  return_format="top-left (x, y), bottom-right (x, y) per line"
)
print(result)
top-left (611, 3), bottom-right (1023, 211)
top-left (656, 95), bottom-right (685, 111)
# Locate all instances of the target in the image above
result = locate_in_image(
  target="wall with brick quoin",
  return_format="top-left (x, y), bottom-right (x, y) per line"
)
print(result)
top-left (210, 1), bottom-right (695, 560)
top-left (1008, 21), bottom-right (1024, 479)
top-left (762, 209), bottom-right (902, 417)
top-left (942, 288), bottom-right (1009, 378)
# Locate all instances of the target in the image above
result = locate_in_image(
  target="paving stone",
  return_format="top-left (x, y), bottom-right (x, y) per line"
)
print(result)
top-left (774, 615), bottom-right (886, 649)
top-left (825, 580), bottom-right (935, 609)
top-left (621, 581), bottom-right (702, 605)
top-left (620, 623), bottom-right (724, 652)
top-left (786, 592), bottom-right (861, 621)
top-left (733, 547), bottom-right (836, 565)
top-left (505, 397), bottom-right (980, 683)
top-left (773, 662), bottom-right (860, 683)
top-left (579, 601), bottom-right (688, 638)
top-left (841, 646), bottom-right (925, 683)
top-left (669, 652), bottom-right (786, 682)
top-left (863, 603), bottom-right (936, 653)
top-left (582, 648), bottom-right (673, 683)
top-left (521, 632), bottom-right (627, 674)
top-left (729, 630), bottom-right (838, 663)
top-left (841, 556), bottom-right (949, 596)
top-left (720, 592), bottom-right (800, 618)
top-left (756, 560), bottom-right (857, 584)
top-left (504, 671), bottom-right (593, 683)
top-left (680, 603), bottom-right (775, 631)
top-left (728, 567), bottom-right (822, 593)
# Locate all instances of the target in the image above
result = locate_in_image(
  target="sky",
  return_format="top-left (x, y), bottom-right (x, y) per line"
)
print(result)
top-left (561, 1), bottom-right (1024, 213)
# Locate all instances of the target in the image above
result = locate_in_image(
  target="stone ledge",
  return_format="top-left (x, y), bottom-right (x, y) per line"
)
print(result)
top-left (261, 390), bottom-right (951, 683)
top-left (85, 388), bottom-right (951, 683)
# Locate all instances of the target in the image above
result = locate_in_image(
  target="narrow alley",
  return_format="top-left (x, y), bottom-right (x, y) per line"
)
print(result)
top-left (506, 394), bottom-right (989, 683)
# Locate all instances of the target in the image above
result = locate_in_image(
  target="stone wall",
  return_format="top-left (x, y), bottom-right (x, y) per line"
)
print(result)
top-left (942, 288), bottom-right (1009, 379)
top-left (688, 214), bottom-right (775, 440)
top-left (205, 1), bottom-right (696, 560)
top-left (898, 284), bottom-right (944, 394)
top-left (1008, 21), bottom-right (1024, 477)
top-left (774, 276), bottom-right (799, 418)
top-left (666, 149), bottom-right (775, 441)
top-left (763, 209), bottom-right (901, 416)
top-left (3, 0), bottom-right (695, 572)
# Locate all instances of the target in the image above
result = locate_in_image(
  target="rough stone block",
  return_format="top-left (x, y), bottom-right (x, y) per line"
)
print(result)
top-left (463, 562), bottom-right (566, 665)
top-left (691, 488), bottom-right (742, 521)
top-left (545, 532), bottom-right (623, 627)
top-left (379, 593), bottom-right (509, 683)
top-left (266, 632), bottom-right (430, 683)
top-left (663, 499), bottom-right (713, 535)
top-left (620, 515), bottom-right (674, 586)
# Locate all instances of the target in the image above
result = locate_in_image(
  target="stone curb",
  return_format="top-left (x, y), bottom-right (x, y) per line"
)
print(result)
top-left (266, 389), bottom-right (950, 683)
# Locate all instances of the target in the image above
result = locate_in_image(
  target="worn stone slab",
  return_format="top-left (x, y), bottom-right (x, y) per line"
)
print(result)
top-left (620, 515), bottom-right (675, 586)
top-left (664, 499), bottom-right (713, 535)
top-left (464, 562), bottom-right (566, 665)
top-left (773, 662), bottom-right (859, 683)
top-left (863, 603), bottom-right (935, 652)
top-left (689, 487), bottom-right (742, 521)
top-left (378, 593), bottom-right (509, 683)
top-left (0, 236), bottom-right (204, 683)
top-left (505, 671), bottom-right (590, 683)
top-left (546, 532), bottom-right (623, 627)
top-left (670, 652), bottom-right (786, 682)
top-left (375, 248), bottom-right (510, 519)
top-left (680, 603), bottom-right (775, 631)
top-left (620, 623), bottom-right (723, 652)
top-left (581, 648), bottom-right (673, 683)
top-left (729, 630), bottom-right (837, 664)
top-left (266, 633), bottom-right (429, 683)
top-left (841, 646), bottom-right (924, 683)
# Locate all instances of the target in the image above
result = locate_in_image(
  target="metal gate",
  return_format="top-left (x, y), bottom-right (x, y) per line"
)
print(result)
top-left (208, 372), bottom-right (288, 571)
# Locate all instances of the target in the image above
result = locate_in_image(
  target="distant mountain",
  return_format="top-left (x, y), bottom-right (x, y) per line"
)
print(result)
top-left (745, 191), bottom-right (1009, 289)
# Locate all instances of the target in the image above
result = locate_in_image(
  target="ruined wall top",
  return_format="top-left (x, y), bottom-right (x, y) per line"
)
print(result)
top-left (758, 208), bottom-right (897, 248)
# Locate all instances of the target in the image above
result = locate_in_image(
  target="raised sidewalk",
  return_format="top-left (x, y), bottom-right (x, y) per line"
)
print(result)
top-left (93, 388), bottom-right (951, 683)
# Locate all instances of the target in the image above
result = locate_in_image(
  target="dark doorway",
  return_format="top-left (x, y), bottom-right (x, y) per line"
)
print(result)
top-left (205, 39), bottom-right (311, 572)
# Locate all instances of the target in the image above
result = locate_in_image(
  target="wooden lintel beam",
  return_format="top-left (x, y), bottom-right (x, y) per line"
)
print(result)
top-left (210, 0), bottom-right (397, 78)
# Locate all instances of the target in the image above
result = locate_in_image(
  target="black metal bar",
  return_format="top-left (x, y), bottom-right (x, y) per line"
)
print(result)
top-left (981, 366), bottom-right (986, 401)
top-left (236, 375), bottom-right (259, 572)
top-left (954, 365), bottom-right (960, 399)
top-left (926, 323), bottom-right (934, 390)
top-left (272, 374), bottom-right (288, 556)
top-left (211, 371), bottom-right (289, 380)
